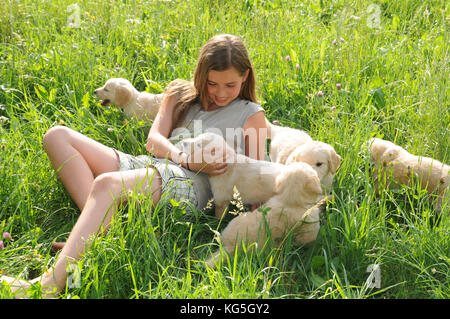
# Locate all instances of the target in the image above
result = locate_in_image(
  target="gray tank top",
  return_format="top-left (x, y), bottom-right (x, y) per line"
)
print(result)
top-left (169, 98), bottom-right (265, 208)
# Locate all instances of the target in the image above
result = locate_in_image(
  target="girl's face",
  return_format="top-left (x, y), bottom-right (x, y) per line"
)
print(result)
top-left (206, 67), bottom-right (249, 108)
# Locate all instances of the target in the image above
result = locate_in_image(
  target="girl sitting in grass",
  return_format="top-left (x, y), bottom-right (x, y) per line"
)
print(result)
top-left (2, 34), bottom-right (267, 298)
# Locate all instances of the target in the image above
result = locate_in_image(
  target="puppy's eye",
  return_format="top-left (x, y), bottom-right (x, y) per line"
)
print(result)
top-left (103, 88), bottom-right (109, 92)
top-left (316, 162), bottom-right (323, 167)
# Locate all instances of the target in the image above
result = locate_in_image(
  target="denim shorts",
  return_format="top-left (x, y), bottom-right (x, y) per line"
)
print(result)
top-left (113, 149), bottom-right (212, 211)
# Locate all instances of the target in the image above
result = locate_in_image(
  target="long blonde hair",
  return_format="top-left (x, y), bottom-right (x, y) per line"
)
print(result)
top-left (166, 34), bottom-right (257, 128)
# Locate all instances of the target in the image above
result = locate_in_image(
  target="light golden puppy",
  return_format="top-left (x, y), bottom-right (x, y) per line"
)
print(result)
top-left (94, 78), bottom-right (163, 120)
top-left (178, 132), bottom-right (286, 218)
top-left (267, 121), bottom-right (313, 164)
top-left (367, 138), bottom-right (449, 211)
top-left (267, 120), bottom-right (341, 191)
top-left (364, 137), bottom-right (403, 191)
top-left (366, 138), bottom-right (402, 169)
top-left (286, 141), bottom-right (341, 192)
top-left (206, 162), bottom-right (324, 268)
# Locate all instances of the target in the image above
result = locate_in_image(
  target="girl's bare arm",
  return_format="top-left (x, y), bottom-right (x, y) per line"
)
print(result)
top-left (243, 110), bottom-right (268, 161)
top-left (145, 94), bottom-right (183, 162)
top-left (146, 95), bottom-right (228, 175)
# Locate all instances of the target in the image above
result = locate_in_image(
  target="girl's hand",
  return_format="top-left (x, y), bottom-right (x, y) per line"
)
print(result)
top-left (189, 160), bottom-right (228, 176)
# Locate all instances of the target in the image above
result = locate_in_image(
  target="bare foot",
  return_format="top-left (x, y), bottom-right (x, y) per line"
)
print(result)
top-left (1, 275), bottom-right (58, 299)
top-left (0, 275), bottom-right (32, 298)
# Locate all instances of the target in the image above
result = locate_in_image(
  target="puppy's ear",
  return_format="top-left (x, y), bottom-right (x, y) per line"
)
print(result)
top-left (115, 85), bottom-right (133, 106)
top-left (328, 149), bottom-right (341, 174)
top-left (306, 175), bottom-right (323, 196)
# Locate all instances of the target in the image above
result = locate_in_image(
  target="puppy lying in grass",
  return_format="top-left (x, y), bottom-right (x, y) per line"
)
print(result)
top-left (267, 121), bottom-right (313, 164)
top-left (206, 162), bottom-right (325, 268)
top-left (267, 120), bottom-right (341, 192)
top-left (178, 132), bottom-right (286, 218)
top-left (367, 137), bottom-right (449, 212)
top-left (94, 78), bottom-right (163, 121)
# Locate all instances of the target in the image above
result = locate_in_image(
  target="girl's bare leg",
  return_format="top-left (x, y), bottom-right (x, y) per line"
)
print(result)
top-left (43, 125), bottom-right (119, 210)
top-left (37, 167), bottom-right (162, 297)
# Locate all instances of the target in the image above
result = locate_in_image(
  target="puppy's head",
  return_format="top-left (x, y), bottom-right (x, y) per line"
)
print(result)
top-left (179, 132), bottom-right (222, 154)
top-left (366, 138), bottom-right (400, 165)
top-left (275, 162), bottom-right (323, 207)
top-left (286, 141), bottom-right (341, 181)
top-left (178, 132), bottom-right (235, 164)
top-left (380, 147), bottom-right (402, 166)
top-left (94, 78), bottom-right (135, 108)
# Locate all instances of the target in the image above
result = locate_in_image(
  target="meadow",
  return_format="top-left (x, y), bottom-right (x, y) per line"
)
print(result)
top-left (0, 0), bottom-right (448, 299)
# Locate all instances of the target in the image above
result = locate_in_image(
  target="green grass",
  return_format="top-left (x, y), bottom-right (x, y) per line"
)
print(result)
top-left (0, 0), bottom-right (448, 299)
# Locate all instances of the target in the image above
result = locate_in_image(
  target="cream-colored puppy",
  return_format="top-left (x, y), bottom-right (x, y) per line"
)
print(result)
top-left (364, 137), bottom-right (401, 192)
top-left (178, 132), bottom-right (286, 218)
top-left (267, 121), bottom-right (313, 164)
top-left (267, 120), bottom-right (341, 191)
top-left (94, 78), bottom-right (163, 120)
top-left (366, 138), bottom-right (401, 170)
top-left (206, 162), bottom-right (324, 268)
top-left (367, 138), bottom-right (449, 211)
top-left (286, 141), bottom-right (341, 191)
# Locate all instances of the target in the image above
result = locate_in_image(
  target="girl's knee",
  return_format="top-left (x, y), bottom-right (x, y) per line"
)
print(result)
top-left (42, 125), bottom-right (71, 151)
top-left (92, 169), bottom-right (162, 203)
top-left (91, 172), bottom-right (123, 197)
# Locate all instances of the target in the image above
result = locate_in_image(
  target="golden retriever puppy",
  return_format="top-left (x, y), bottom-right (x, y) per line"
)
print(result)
top-left (266, 120), bottom-right (341, 191)
top-left (266, 121), bottom-right (313, 164)
top-left (178, 132), bottom-right (286, 218)
top-left (366, 138), bottom-right (402, 169)
top-left (206, 162), bottom-right (324, 268)
top-left (364, 137), bottom-right (403, 192)
top-left (285, 141), bottom-right (341, 192)
top-left (94, 78), bottom-right (163, 120)
top-left (367, 138), bottom-right (449, 211)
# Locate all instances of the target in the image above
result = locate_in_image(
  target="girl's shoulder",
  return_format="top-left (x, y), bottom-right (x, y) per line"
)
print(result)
top-left (232, 98), bottom-right (265, 115)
